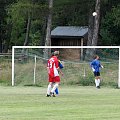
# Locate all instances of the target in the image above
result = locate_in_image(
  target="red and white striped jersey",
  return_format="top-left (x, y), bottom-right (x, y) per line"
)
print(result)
top-left (47, 56), bottom-right (59, 78)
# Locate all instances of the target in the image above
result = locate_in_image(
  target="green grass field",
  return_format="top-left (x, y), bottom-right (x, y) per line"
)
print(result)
top-left (0, 86), bottom-right (120, 120)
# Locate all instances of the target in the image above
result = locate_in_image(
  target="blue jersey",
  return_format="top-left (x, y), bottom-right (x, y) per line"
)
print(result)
top-left (55, 60), bottom-right (63, 95)
top-left (90, 59), bottom-right (102, 72)
top-left (59, 60), bottom-right (64, 69)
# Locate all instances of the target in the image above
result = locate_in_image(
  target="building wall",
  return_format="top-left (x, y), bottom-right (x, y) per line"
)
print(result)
top-left (51, 38), bottom-right (82, 46)
top-left (51, 37), bottom-right (87, 61)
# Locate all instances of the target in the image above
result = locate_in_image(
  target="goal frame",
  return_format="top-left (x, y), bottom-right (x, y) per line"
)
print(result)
top-left (12, 46), bottom-right (120, 88)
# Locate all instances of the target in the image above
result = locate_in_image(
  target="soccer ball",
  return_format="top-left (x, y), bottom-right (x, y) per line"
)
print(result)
top-left (92, 12), bottom-right (97, 16)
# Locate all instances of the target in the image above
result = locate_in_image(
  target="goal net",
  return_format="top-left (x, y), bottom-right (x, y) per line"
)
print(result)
top-left (12, 46), bottom-right (120, 87)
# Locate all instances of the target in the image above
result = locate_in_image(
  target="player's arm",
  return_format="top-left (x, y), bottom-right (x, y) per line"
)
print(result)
top-left (57, 67), bottom-right (64, 76)
top-left (99, 61), bottom-right (104, 68)
top-left (55, 59), bottom-right (64, 76)
top-left (58, 60), bottom-right (64, 69)
top-left (100, 64), bottom-right (104, 68)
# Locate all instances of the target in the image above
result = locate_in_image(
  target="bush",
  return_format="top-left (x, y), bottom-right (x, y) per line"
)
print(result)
top-left (79, 76), bottom-right (94, 86)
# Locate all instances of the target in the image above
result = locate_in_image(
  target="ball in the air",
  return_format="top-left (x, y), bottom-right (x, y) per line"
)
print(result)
top-left (92, 12), bottom-right (97, 16)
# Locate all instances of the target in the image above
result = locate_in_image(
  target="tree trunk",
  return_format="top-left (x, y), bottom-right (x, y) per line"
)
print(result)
top-left (45, 0), bottom-right (53, 46)
top-left (85, 0), bottom-right (101, 60)
top-left (92, 0), bottom-right (100, 46)
top-left (24, 15), bottom-right (31, 46)
top-left (87, 9), bottom-right (94, 46)
top-left (0, 37), bottom-right (2, 53)
top-left (44, 0), bottom-right (53, 59)
top-left (3, 22), bottom-right (12, 53)
top-left (85, 9), bottom-right (94, 60)
top-left (0, 20), bottom-right (3, 53)
top-left (3, 39), bottom-right (10, 53)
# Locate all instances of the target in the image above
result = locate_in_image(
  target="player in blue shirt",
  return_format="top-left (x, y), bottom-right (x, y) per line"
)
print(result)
top-left (90, 55), bottom-right (103, 89)
top-left (55, 60), bottom-right (64, 95)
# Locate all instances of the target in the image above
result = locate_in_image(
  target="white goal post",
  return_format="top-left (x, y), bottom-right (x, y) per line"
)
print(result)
top-left (12, 46), bottom-right (120, 88)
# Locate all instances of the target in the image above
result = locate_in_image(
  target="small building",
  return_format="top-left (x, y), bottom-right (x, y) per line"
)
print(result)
top-left (51, 26), bottom-right (88, 61)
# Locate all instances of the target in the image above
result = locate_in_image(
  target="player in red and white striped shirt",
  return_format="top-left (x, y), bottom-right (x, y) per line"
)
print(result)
top-left (46, 51), bottom-right (63, 97)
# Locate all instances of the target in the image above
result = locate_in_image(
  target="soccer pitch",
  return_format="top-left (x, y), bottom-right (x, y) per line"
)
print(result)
top-left (0, 86), bottom-right (120, 120)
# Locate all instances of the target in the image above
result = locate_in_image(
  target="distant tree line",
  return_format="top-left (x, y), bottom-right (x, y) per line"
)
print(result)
top-left (0, 0), bottom-right (120, 53)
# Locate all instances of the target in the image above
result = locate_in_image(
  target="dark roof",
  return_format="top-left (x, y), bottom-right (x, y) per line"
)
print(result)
top-left (51, 26), bottom-right (88, 38)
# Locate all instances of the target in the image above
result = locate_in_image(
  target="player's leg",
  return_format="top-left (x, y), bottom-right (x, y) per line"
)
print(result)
top-left (46, 82), bottom-right (53, 96)
top-left (95, 78), bottom-right (99, 88)
top-left (51, 82), bottom-right (59, 93)
top-left (51, 82), bottom-right (59, 97)
top-left (51, 76), bottom-right (60, 97)
top-left (95, 75), bottom-right (100, 88)
top-left (94, 72), bottom-right (100, 88)
top-left (53, 83), bottom-right (59, 96)
top-left (97, 75), bottom-right (101, 88)
top-left (96, 72), bottom-right (101, 88)
top-left (95, 78), bottom-right (98, 87)
top-left (94, 72), bottom-right (98, 87)
top-left (55, 87), bottom-right (59, 95)
top-left (46, 75), bottom-right (54, 97)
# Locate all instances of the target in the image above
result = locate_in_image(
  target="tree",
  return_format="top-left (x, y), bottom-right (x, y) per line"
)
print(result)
top-left (100, 5), bottom-right (120, 45)
top-left (85, 0), bottom-right (101, 60)
top-left (97, 0), bottom-right (120, 45)
top-left (7, 0), bottom-right (47, 47)
top-left (53, 0), bottom-right (89, 26)
top-left (1, 0), bottom-right (119, 53)
top-left (24, 11), bottom-right (31, 46)
top-left (0, 1), bottom-right (7, 53)
top-left (45, 0), bottom-right (53, 47)
top-left (0, 0), bottom-right (16, 53)
top-left (44, 0), bottom-right (53, 59)
top-left (92, 0), bottom-right (101, 46)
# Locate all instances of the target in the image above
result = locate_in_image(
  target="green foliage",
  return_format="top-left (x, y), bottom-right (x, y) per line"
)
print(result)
top-left (112, 5), bottom-right (120, 26)
top-left (28, 19), bottom-right (47, 46)
top-left (78, 75), bottom-right (94, 86)
top-left (0, 0), bottom-right (120, 52)
top-left (96, 48), bottom-right (119, 60)
top-left (0, 60), bottom-right (11, 86)
top-left (100, 5), bottom-right (120, 45)
top-left (7, 0), bottom-right (48, 46)
top-left (67, 73), bottom-right (95, 86)
top-left (53, 0), bottom-right (95, 27)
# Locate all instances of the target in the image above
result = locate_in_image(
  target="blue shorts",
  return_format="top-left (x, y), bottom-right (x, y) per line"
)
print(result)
top-left (94, 72), bottom-right (100, 77)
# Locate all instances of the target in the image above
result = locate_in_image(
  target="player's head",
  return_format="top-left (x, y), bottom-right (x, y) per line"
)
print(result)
top-left (94, 55), bottom-right (99, 60)
top-left (54, 51), bottom-right (59, 57)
